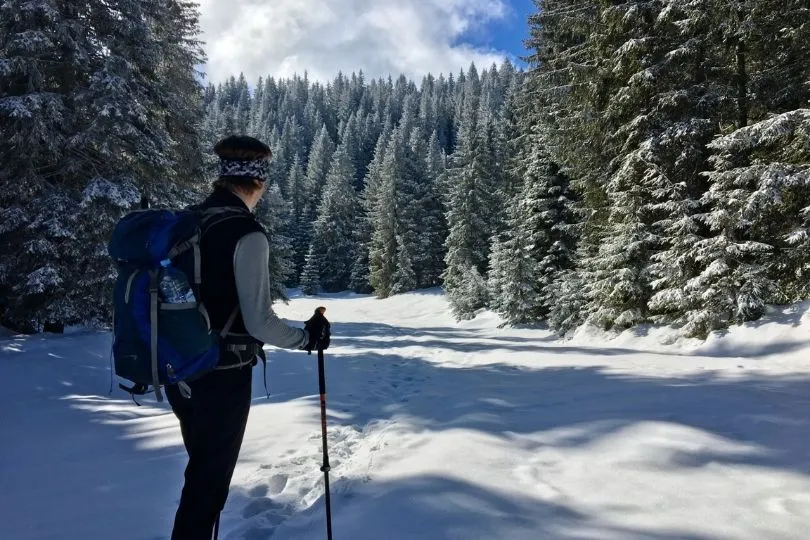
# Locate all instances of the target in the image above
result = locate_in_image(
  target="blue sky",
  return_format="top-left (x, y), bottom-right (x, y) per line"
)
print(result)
top-left (458, 0), bottom-right (535, 66)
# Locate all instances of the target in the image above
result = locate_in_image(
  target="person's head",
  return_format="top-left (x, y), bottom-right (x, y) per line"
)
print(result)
top-left (213, 135), bottom-right (272, 210)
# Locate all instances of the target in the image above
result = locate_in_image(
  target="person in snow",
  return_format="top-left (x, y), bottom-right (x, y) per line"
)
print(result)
top-left (165, 134), bottom-right (331, 540)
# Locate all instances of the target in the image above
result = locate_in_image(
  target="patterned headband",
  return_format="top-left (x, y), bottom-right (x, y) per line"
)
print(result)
top-left (219, 158), bottom-right (270, 181)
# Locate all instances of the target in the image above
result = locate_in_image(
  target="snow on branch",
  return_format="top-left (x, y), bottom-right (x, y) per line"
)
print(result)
top-left (708, 109), bottom-right (810, 155)
top-left (81, 178), bottom-right (141, 209)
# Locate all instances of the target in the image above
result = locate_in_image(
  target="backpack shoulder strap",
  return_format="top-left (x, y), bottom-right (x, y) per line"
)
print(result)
top-left (198, 206), bottom-right (259, 238)
top-left (196, 206), bottom-right (262, 337)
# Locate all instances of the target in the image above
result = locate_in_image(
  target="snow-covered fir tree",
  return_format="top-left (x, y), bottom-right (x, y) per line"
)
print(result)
top-left (579, 2), bottom-right (705, 329)
top-left (493, 152), bottom-right (577, 325)
top-left (351, 124), bottom-right (393, 294)
top-left (0, 0), bottom-right (205, 332)
top-left (677, 110), bottom-right (810, 337)
top-left (305, 125), bottom-right (336, 215)
top-left (420, 130), bottom-right (449, 287)
top-left (442, 82), bottom-right (501, 318)
top-left (306, 144), bottom-right (360, 292)
top-left (197, 63), bottom-right (517, 300)
top-left (339, 112), bottom-right (365, 190)
top-left (521, 0), bottom-right (810, 336)
top-left (300, 245), bottom-right (320, 296)
top-left (285, 154), bottom-right (308, 279)
top-left (393, 129), bottom-right (430, 291)
top-left (254, 183), bottom-right (296, 301)
top-left (514, 0), bottom-right (596, 331)
top-left (391, 235), bottom-right (417, 295)
top-left (9, 0), bottom-right (808, 338)
top-left (368, 133), bottom-right (401, 298)
top-left (646, 0), bottom-right (810, 334)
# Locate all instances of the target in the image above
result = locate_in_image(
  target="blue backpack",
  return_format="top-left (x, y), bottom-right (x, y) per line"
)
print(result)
top-left (108, 205), bottom-right (245, 403)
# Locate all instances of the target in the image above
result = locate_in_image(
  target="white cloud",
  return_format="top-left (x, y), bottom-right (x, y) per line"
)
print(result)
top-left (196, 0), bottom-right (512, 84)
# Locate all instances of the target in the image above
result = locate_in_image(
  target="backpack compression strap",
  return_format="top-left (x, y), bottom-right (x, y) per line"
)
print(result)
top-left (167, 234), bottom-right (201, 286)
top-left (118, 278), bottom-right (165, 405)
top-left (148, 270), bottom-right (164, 403)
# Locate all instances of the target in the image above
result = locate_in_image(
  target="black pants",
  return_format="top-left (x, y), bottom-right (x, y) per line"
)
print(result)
top-left (166, 365), bottom-right (253, 540)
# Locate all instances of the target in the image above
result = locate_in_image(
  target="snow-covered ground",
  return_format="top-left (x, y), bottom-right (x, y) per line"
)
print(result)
top-left (3, 290), bottom-right (810, 540)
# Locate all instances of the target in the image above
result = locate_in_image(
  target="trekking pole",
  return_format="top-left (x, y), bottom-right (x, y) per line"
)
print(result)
top-left (317, 347), bottom-right (334, 540)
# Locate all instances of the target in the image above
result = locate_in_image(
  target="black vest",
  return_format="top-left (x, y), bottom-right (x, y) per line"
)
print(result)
top-left (198, 187), bottom-right (265, 344)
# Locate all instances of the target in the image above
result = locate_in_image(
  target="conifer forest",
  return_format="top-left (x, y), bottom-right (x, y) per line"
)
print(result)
top-left (1, 1), bottom-right (809, 339)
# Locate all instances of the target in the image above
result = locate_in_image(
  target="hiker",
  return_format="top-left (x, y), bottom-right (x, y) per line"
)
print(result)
top-left (165, 134), bottom-right (331, 540)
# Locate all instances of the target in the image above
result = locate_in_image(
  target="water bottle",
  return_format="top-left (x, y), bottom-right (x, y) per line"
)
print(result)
top-left (159, 261), bottom-right (196, 303)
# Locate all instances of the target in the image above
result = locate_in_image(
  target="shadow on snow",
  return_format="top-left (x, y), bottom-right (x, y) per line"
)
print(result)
top-left (4, 316), bottom-right (810, 539)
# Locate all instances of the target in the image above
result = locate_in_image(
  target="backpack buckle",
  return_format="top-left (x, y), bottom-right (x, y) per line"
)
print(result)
top-left (147, 270), bottom-right (160, 294)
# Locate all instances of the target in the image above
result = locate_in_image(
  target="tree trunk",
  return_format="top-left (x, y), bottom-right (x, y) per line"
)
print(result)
top-left (43, 321), bottom-right (65, 334)
top-left (736, 40), bottom-right (748, 129)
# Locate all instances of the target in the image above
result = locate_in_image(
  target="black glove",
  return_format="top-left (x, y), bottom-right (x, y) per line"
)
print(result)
top-left (303, 307), bottom-right (330, 354)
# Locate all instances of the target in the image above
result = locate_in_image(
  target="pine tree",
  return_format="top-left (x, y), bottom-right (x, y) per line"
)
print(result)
top-left (151, 0), bottom-right (208, 186)
top-left (476, 93), bottom-right (507, 237)
top-left (349, 233), bottom-right (373, 294)
top-left (286, 154), bottom-right (308, 280)
top-left (254, 183), bottom-right (295, 301)
top-left (369, 133), bottom-right (400, 298)
top-left (421, 130), bottom-right (449, 286)
top-left (495, 151), bottom-right (576, 324)
top-left (287, 154), bottom-right (305, 218)
top-left (391, 235), bottom-right (417, 295)
top-left (729, 0), bottom-right (810, 122)
top-left (443, 90), bottom-right (493, 318)
top-left (569, 1), bottom-right (724, 330)
top-left (340, 112), bottom-right (365, 190)
top-left (645, 0), bottom-right (809, 332)
top-left (308, 144), bottom-right (360, 292)
top-left (392, 128), bottom-right (428, 293)
top-left (523, 0), bottom-right (602, 331)
top-left (294, 206), bottom-right (315, 282)
top-left (233, 74), bottom-right (251, 133)
top-left (547, 267), bottom-right (590, 335)
top-left (676, 110), bottom-right (810, 337)
top-left (352, 125), bottom-right (393, 294)
top-left (305, 125), bottom-right (336, 215)
top-left (486, 234), bottom-right (509, 315)
top-left (300, 244), bottom-right (320, 296)
top-left (0, 0), bottom-right (205, 331)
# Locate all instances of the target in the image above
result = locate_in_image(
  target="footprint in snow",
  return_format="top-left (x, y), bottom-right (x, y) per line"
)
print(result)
top-left (513, 463), bottom-right (563, 501)
top-left (236, 422), bottom-right (369, 539)
top-left (266, 473), bottom-right (289, 495)
top-left (249, 484), bottom-right (269, 497)
top-left (242, 497), bottom-right (287, 519)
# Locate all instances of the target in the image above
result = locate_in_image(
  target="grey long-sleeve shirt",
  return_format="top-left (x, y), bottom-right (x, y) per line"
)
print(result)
top-left (233, 231), bottom-right (309, 349)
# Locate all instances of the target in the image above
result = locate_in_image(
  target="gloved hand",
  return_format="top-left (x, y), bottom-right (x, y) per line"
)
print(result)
top-left (303, 306), bottom-right (330, 354)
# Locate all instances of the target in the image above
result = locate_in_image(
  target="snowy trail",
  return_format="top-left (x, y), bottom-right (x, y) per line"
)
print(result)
top-left (3, 290), bottom-right (810, 539)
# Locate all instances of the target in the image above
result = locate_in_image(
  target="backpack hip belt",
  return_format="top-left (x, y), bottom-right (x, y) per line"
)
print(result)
top-left (218, 342), bottom-right (264, 369)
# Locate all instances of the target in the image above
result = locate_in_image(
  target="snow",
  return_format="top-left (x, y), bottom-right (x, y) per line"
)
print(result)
top-left (3, 290), bottom-right (810, 539)
top-left (708, 110), bottom-right (810, 153)
top-left (81, 178), bottom-right (140, 208)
